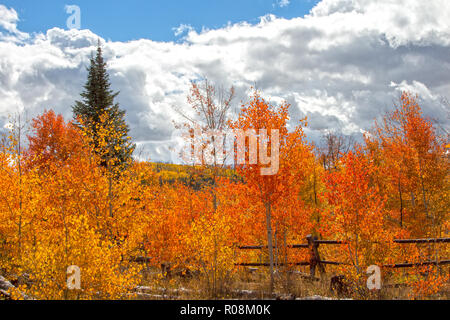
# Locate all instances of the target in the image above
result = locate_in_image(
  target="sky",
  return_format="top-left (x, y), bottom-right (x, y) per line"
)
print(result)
top-left (0, 0), bottom-right (449, 162)
top-left (0, 0), bottom-right (319, 42)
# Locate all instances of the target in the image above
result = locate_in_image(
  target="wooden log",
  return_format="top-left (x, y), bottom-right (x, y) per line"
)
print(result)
top-left (238, 245), bottom-right (265, 250)
top-left (0, 288), bottom-right (11, 298)
top-left (0, 275), bottom-right (33, 300)
top-left (306, 235), bottom-right (325, 277)
top-left (238, 244), bottom-right (308, 250)
top-left (0, 275), bottom-right (16, 293)
top-left (235, 262), bottom-right (309, 267)
top-left (306, 235), bottom-right (316, 277)
top-left (238, 238), bottom-right (450, 249)
top-left (236, 238), bottom-right (450, 272)
top-left (394, 238), bottom-right (450, 244)
top-left (382, 260), bottom-right (450, 268)
top-left (319, 260), bottom-right (349, 266)
top-left (314, 240), bottom-right (346, 245)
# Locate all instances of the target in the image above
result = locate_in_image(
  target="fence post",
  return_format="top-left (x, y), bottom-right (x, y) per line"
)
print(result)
top-left (307, 235), bottom-right (317, 277)
top-left (307, 234), bottom-right (325, 278)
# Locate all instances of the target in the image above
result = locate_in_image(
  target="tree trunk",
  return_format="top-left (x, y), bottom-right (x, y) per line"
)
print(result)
top-left (108, 175), bottom-right (113, 218)
top-left (398, 177), bottom-right (403, 228)
top-left (265, 200), bottom-right (275, 295)
top-left (418, 158), bottom-right (429, 218)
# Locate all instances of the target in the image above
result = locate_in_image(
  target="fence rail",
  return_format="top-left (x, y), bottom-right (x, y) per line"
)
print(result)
top-left (238, 244), bottom-right (309, 250)
top-left (131, 236), bottom-right (450, 278)
top-left (383, 260), bottom-right (450, 268)
top-left (236, 262), bottom-right (310, 267)
top-left (393, 238), bottom-right (450, 244)
top-left (235, 236), bottom-right (450, 277)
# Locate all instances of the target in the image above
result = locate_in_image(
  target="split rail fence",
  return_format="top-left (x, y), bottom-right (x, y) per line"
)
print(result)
top-left (235, 235), bottom-right (450, 278)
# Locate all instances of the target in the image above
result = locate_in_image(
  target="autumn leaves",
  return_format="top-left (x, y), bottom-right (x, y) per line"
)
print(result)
top-left (0, 90), bottom-right (447, 299)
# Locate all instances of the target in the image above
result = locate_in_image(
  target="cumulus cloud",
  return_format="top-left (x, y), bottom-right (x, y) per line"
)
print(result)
top-left (172, 24), bottom-right (194, 37)
top-left (0, 1), bottom-right (449, 162)
top-left (0, 5), bottom-right (29, 41)
top-left (275, 0), bottom-right (291, 8)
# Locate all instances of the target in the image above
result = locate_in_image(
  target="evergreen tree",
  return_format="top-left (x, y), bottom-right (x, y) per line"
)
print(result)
top-left (73, 42), bottom-right (135, 171)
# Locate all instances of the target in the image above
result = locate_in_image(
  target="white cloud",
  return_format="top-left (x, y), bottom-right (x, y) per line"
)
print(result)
top-left (0, 5), bottom-right (29, 41)
top-left (0, 1), bottom-right (449, 162)
top-left (309, 0), bottom-right (450, 48)
top-left (172, 24), bottom-right (194, 37)
top-left (391, 80), bottom-right (437, 101)
top-left (276, 0), bottom-right (291, 8)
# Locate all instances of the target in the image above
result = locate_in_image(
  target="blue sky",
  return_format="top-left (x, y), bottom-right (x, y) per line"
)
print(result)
top-left (1, 0), bottom-right (319, 42)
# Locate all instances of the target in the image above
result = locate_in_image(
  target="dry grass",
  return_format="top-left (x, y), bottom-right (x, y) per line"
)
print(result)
top-left (134, 265), bottom-right (449, 300)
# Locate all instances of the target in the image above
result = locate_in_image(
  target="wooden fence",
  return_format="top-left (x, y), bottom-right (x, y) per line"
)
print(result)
top-left (236, 235), bottom-right (450, 277)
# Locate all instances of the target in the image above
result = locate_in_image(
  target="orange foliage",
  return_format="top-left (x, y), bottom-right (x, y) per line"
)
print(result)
top-left (0, 90), bottom-right (447, 300)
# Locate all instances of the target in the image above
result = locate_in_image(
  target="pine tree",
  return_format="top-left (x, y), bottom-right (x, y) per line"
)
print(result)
top-left (73, 42), bottom-right (135, 171)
